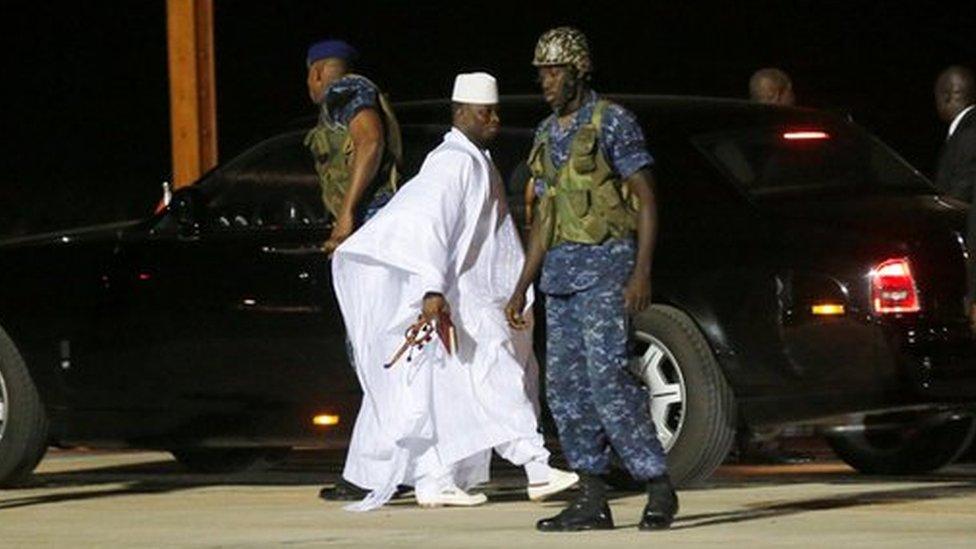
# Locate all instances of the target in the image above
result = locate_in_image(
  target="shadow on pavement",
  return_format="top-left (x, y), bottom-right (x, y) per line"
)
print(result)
top-left (0, 450), bottom-right (342, 511)
top-left (670, 480), bottom-right (976, 530)
top-left (4, 448), bottom-right (976, 520)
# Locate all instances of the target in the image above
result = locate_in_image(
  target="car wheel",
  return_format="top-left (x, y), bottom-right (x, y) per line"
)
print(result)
top-left (170, 447), bottom-right (291, 474)
top-left (826, 412), bottom-right (976, 475)
top-left (629, 305), bottom-right (737, 487)
top-left (956, 435), bottom-right (976, 463)
top-left (0, 326), bottom-right (49, 487)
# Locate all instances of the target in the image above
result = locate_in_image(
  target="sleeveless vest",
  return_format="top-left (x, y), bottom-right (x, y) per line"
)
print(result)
top-left (304, 75), bottom-right (402, 219)
top-left (528, 100), bottom-right (639, 249)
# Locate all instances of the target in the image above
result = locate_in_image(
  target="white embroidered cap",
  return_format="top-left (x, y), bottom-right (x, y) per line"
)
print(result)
top-left (451, 72), bottom-right (498, 105)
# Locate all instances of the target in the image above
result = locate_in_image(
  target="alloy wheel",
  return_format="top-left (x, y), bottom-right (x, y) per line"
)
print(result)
top-left (631, 331), bottom-right (687, 452)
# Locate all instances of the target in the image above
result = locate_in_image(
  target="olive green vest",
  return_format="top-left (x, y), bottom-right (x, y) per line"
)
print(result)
top-left (528, 100), bottom-right (640, 249)
top-left (304, 75), bottom-right (402, 219)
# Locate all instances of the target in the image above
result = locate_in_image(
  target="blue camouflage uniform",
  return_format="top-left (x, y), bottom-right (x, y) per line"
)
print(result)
top-left (320, 75), bottom-right (392, 223)
top-left (535, 90), bottom-right (668, 481)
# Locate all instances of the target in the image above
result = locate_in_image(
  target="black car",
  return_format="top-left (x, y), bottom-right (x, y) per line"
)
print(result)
top-left (2, 95), bottom-right (975, 487)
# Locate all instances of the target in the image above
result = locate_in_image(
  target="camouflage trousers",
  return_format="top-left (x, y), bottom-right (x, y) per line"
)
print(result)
top-left (544, 276), bottom-right (668, 480)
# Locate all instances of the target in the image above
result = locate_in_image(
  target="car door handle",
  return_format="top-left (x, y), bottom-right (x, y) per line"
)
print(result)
top-left (260, 245), bottom-right (324, 256)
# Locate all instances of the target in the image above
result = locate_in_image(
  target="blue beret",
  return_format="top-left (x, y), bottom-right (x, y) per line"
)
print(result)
top-left (306, 39), bottom-right (359, 66)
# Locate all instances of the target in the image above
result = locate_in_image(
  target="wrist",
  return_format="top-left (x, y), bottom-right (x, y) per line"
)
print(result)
top-left (632, 262), bottom-right (651, 277)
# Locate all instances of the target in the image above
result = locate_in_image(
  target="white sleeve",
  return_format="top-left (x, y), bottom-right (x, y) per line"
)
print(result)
top-left (335, 149), bottom-right (473, 295)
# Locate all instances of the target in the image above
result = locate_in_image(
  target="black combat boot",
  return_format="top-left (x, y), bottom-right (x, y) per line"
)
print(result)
top-left (638, 474), bottom-right (679, 530)
top-left (536, 473), bottom-right (614, 532)
top-left (319, 478), bottom-right (370, 501)
top-left (319, 479), bottom-right (413, 501)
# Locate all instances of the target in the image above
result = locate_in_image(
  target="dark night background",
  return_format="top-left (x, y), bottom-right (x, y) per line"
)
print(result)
top-left (2, 1), bottom-right (974, 237)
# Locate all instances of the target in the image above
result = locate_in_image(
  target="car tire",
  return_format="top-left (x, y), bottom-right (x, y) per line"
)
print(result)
top-left (630, 305), bottom-right (737, 487)
top-left (956, 436), bottom-right (976, 463)
top-left (0, 326), bottom-right (49, 487)
top-left (170, 447), bottom-right (291, 474)
top-left (826, 412), bottom-right (976, 475)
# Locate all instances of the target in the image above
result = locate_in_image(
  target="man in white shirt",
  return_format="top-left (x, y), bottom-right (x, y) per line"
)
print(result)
top-left (331, 72), bottom-right (578, 511)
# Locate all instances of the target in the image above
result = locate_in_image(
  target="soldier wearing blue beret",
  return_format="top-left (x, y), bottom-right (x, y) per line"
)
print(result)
top-left (304, 39), bottom-right (402, 254)
top-left (506, 27), bottom-right (678, 532)
top-left (310, 39), bottom-right (402, 503)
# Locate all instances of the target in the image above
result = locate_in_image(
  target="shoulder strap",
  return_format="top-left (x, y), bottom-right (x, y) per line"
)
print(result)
top-left (528, 117), bottom-right (554, 177)
top-left (590, 100), bottom-right (610, 134)
top-left (530, 126), bottom-right (559, 182)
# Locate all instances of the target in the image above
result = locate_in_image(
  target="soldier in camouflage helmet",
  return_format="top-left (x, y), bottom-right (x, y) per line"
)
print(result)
top-left (505, 26), bottom-right (678, 532)
top-left (531, 26), bottom-right (593, 76)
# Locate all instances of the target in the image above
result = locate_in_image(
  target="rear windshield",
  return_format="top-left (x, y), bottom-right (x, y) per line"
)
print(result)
top-left (691, 121), bottom-right (933, 197)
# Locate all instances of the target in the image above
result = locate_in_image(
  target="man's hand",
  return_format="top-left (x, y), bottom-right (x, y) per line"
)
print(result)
top-left (323, 213), bottom-right (355, 255)
top-left (422, 292), bottom-right (448, 322)
top-left (505, 292), bottom-right (529, 330)
top-left (623, 273), bottom-right (651, 314)
top-left (969, 303), bottom-right (976, 335)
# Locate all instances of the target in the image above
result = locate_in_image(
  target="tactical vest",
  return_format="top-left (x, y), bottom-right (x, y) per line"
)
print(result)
top-left (304, 74), bottom-right (402, 219)
top-left (528, 100), bottom-right (640, 249)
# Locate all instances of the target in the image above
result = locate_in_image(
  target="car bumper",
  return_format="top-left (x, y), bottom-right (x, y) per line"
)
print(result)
top-left (895, 319), bottom-right (976, 400)
top-left (738, 316), bottom-right (976, 426)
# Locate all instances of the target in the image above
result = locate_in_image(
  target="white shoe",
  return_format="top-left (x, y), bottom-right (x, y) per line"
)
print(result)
top-left (527, 468), bottom-right (580, 501)
top-left (415, 487), bottom-right (488, 508)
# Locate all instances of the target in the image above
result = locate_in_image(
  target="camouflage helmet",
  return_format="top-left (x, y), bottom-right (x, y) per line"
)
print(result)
top-left (532, 26), bottom-right (592, 74)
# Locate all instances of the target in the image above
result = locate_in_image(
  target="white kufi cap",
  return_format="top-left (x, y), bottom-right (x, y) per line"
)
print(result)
top-left (451, 72), bottom-right (498, 105)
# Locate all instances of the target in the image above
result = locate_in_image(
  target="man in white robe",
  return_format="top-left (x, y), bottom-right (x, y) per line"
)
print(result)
top-left (331, 72), bottom-right (578, 510)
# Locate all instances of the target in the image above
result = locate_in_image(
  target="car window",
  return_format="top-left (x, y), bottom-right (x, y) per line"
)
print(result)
top-left (400, 124), bottom-right (450, 177)
top-left (691, 122), bottom-right (933, 198)
top-left (199, 131), bottom-right (327, 230)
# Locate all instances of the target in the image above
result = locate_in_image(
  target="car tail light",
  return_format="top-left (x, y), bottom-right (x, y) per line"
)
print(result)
top-left (870, 258), bottom-right (920, 314)
top-left (313, 414), bottom-right (340, 427)
top-left (782, 130), bottom-right (830, 140)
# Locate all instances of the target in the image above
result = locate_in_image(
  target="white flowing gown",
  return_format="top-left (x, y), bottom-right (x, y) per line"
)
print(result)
top-left (331, 128), bottom-right (542, 511)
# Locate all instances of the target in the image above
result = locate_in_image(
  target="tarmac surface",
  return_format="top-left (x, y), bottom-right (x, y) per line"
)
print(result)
top-left (1, 447), bottom-right (975, 548)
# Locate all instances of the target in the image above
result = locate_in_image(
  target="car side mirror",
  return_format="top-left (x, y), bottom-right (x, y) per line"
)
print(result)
top-left (169, 189), bottom-right (202, 236)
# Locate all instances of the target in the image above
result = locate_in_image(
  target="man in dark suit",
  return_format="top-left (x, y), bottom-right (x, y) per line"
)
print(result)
top-left (935, 66), bottom-right (976, 199)
top-left (933, 66), bottom-right (976, 328)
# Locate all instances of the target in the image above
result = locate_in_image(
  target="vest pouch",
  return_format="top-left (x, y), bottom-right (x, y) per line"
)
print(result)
top-left (579, 214), bottom-right (608, 242)
top-left (571, 125), bottom-right (598, 174)
top-left (620, 181), bottom-right (641, 213)
top-left (591, 178), bottom-right (623, 215)
top-left (559, 188), bottom-right (591, 218)
top-left (304, 128), bottom-right (331, 163)
top-left (322, 174), bottom-right (349, 219)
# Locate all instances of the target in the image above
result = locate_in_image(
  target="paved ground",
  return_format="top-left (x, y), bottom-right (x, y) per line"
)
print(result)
top-left (1, 448), bottom-right (975, 548)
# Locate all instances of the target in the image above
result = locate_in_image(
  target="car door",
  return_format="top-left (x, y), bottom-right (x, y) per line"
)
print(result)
top-left (110, 132), bottom-right (360, 423)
